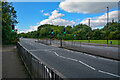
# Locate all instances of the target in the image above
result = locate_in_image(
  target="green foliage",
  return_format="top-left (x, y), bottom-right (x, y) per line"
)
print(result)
top-left (66, 40), bottom-right (120, 45)
top-left (2, 2), bottom-right (18, 44)
top-left (19, 21), bottom-right (119, 40)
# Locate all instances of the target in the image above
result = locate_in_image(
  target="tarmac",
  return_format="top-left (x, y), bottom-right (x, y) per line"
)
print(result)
top-left (2, 45), bottom-right (30, 79)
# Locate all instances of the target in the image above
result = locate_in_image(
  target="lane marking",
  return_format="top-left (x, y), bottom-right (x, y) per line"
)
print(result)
top-left (98, 57), bottom-right (119, 63)
top-left (63, 49), bottom-right (119, 63)
top-left (29, 49), bottom-right (60, 51)
top-left (54, 52), bottom-right (59, 56)
top-left (66, 57), bottom-right (78, 62)
top-left (87, 54), bottom-right (96, 58)
top-left (78, 61), bottom-right (96, 70)
top-left (52, 51), bottom-right (96, 70)
top-left (98, 70), bottom-right (120, 77)
top-left (19, 41), bottom-right (120, 78)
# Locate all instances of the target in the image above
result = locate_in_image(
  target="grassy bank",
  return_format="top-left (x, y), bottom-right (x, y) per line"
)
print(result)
top-left (65, 40), bottom-right (120, 45)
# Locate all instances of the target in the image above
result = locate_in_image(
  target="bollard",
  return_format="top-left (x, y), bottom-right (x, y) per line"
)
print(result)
top-left (110, 41), bottom-right (112, 45)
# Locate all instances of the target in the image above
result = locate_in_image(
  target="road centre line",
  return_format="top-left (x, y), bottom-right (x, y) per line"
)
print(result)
top-left (19, 41), bottom-right (120, 78)
top-left (52, 51), bottom-right (96, 70)
top-left (52, 51), bottom-right (120, 77)
top-left (78, 61), bottom-right (96, 70)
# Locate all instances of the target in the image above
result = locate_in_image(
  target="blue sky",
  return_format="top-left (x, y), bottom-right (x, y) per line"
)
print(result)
top-left (12, 2), bottom-right (118, 33)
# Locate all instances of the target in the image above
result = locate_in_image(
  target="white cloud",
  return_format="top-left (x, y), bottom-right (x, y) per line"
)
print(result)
top-left (24, 10), bottom-right (75, 33)
top-left (41, 10), bottom-right (44, 13)
top-left (59, 0), bottom-right (118, 14)
top-left (39, 10), bottom-right (75, 26)
top-left (25, 26), bottom-right (38, 32)
top-left (40, 19), bottom-right (52, 25)
top-left (18, 31), bottom-right (27, 34)
top-left (49, 10), bottom-right (64, 19)
top-left (80, 10), bottom-right (118, 28)
top-left (43, 13), bottom-right (50, 16)
top-left (76, 19), bottom-right (80, 21)
top-left (52, 18), bottom-right (75, 26)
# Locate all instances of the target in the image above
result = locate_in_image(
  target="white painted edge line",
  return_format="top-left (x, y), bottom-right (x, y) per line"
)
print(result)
top-left (87, 54), bottom-right (96, 58)
top-left (63, 48), bottom-right (119, 62)
top-left (98, 57), bottom-right (119, 62)
top-left (63, 49), bottom-right (96, 58)
top-left (98, 70), bottom-right (120, 78)
top-left (18, 42), bottom-right (120, 78)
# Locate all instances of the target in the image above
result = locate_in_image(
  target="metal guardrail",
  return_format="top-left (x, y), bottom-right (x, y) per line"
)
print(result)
top-left (17, 41), bottom-right (66, 80)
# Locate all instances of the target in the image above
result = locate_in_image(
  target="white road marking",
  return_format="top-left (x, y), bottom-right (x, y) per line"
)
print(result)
top-left (98, 57), bottom-right (119, 62)
top-left (52, 51), bottom-right (95, 70)
top-left (66, 57), bottom-right (78, 62)
top-left (19, 41), bottom-right (120, 78)
top-left (59, 56), bottom-right (67, 59)
top-left (54, 52), bottom-right (59, 56)
top-left (98, 70), bottom-right (120, 77)
top-left (78, 61), bottom-right (96, 70)
top-left (87, 54), bottom-right (96, 58)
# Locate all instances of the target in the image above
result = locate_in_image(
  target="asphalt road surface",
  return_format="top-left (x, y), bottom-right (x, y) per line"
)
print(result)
top-left (19, 38), bottom-right (120, 79)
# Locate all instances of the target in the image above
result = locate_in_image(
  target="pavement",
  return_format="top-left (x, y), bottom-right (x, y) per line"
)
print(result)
top-left (19, 38), bottom-right (120, 79)
top-left (2, 45), bottom-right (30, 79)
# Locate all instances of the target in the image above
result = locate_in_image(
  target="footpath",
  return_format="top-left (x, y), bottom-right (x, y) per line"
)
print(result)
top-left (2, 45), bottom-right (30, 79)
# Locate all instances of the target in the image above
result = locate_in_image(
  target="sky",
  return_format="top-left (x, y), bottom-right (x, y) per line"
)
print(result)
top-left (11, 1), bottom-right (119, 33)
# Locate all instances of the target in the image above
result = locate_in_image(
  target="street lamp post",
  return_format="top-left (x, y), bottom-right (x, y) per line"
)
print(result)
top-left (107, 7), bottom-right (109, 44)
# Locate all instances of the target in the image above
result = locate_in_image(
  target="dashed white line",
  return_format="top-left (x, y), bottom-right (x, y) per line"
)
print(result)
top-left (66, 57), bottom-right (78, 62)
top-left (78, 61), bottom-right (96, 70)
top-left (98, 70), bottom-right (120, 77)
top-left (54, 52), bottom-right (59, 56)
top-left (59, 56), bottom-right (67, 59)
top-left (52, 51), bottom-right (96, 70)
top-left (19, 41), bottom-right (120, 78)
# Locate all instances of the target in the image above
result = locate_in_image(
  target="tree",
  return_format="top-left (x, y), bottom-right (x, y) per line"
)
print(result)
top-left (2, 1), bottom-right (18, 44)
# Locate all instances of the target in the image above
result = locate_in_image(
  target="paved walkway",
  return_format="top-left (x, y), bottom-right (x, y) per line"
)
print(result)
top-left (2, 45), bottom-right (30, 79)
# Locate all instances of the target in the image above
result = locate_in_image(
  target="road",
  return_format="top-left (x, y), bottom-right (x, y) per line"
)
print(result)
top-left (19, 38), bottom-right (120, 79)
top-left (41, 39), bottom-right (118, 60)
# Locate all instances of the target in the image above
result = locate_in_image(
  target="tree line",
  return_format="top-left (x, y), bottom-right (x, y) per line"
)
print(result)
top-left (18, 21), bottom-right (120, 40)
top-left (2, 1), bottom-right (18, 44)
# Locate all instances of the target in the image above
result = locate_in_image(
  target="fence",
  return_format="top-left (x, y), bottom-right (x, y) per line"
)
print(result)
top-left (17, 42), bottom-right (66, 80)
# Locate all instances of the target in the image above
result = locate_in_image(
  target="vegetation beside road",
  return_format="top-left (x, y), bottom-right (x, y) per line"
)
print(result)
top-left (2, 2), bottom-right (18, 45)
top-left (18, 21), bottom-right (120, 41)
top-left (66, 40), bottom-right (120, 45)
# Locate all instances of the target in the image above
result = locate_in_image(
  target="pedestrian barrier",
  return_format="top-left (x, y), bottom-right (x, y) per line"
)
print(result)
top-left (17, 41), bottom-right (66, 80)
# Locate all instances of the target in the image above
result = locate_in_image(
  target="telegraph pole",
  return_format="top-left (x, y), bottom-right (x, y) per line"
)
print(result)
top-left (107, 7), bottom-right (109, 44)
top-left (88, 18), bottom-right (90, 43)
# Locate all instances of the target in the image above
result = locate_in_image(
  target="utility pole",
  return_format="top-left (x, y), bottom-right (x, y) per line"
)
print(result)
top-left (88, 18), bottom-right (90, 43)
top-left (107, 7), bottom-right (109, 44)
